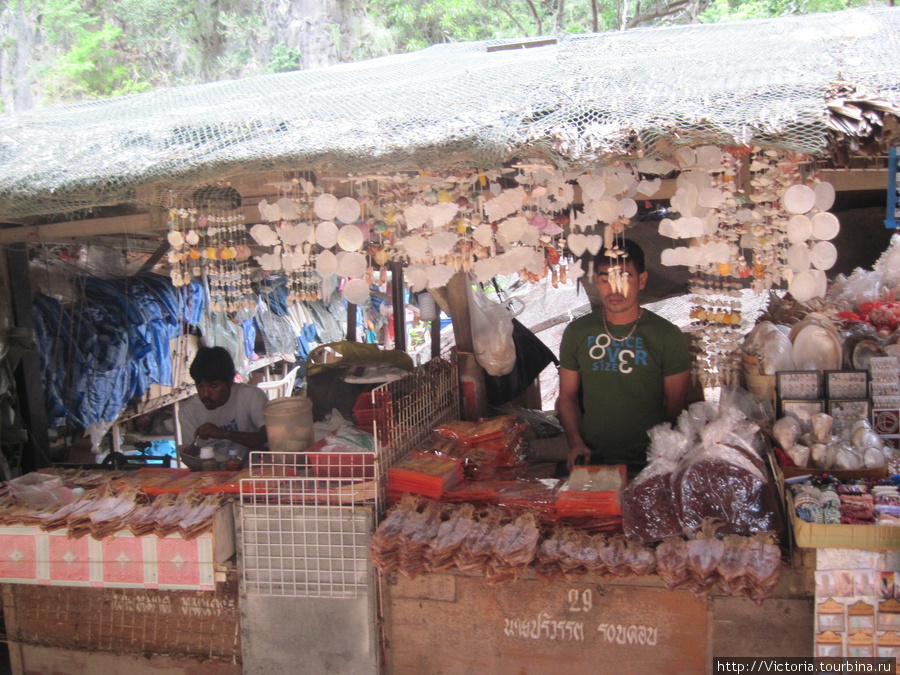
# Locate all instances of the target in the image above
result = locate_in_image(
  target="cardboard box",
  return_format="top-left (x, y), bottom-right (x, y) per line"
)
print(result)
top-left (789, 494), bottom-right (900, 550)
top-left (780, 465), bottom-right (888, 481)
top-left (0, 505), bottom-right (234, 590)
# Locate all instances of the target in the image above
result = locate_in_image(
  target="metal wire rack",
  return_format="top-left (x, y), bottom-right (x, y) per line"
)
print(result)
top-left (240, 356), bottom-right (459, 599)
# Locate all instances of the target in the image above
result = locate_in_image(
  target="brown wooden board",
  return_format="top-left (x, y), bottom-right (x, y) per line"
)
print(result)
top-left (386, 573), bottom-right (708, 675)
top-left (1, 583), bottom-right (240, 662)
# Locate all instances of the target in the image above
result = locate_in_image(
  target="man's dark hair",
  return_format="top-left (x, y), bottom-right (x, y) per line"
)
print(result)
top-left (595, 238), bottom-right (646, 275)
top-left (190, 346), bottom-right (236, 384)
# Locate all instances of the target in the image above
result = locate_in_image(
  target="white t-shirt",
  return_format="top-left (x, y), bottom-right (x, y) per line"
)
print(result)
top-left (179, 383), bottom-right (268, 461)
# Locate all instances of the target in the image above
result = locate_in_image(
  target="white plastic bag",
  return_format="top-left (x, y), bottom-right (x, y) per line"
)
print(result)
top-left (467, 282), bottom-right (524, 376)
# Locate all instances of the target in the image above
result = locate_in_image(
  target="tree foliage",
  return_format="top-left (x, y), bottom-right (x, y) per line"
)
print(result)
top-left (0, 0), bottom-right (890, 110)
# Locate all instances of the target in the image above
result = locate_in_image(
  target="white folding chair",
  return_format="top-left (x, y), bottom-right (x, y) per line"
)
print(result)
top-left (257, 365), bottom-right (301, 400)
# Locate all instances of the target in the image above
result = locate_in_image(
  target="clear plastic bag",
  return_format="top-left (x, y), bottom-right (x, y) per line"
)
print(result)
top-left (673, 407), bottom-right (775, 535)
top-left (622, 424), bottom-right (692, 542)
top-left (467, 281), bottom-right (524, 376)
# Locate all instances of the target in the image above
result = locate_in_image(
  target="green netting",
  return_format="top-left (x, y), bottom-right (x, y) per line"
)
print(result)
top-left (0, 7), bottom-right (898, 219)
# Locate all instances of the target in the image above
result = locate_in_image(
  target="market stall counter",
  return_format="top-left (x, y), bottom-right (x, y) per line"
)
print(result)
top-left (382, 561), bottom-right (815, 674)
top-left (366, 400), bottom-right (815, 673)
top-left (0, 467), bottom-right (243, 673)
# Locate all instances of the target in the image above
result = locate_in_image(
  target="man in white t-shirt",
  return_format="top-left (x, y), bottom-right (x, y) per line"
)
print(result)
top-left (179, 346), bottom-right (268, 462)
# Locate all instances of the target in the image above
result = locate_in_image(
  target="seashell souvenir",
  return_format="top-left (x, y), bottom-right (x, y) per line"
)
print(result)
top-left (315, 249), bottom-right (337, 277)
top-left (342, 278), bottom-right (370, 304)
top-left (783, 185), bottom-right (816, 214)
top-left (337, 224), bottom-right (364, 252)
top-left (618, 198), bottom-right (638, 219)
top-left (335, 197), bottom-right (361, 224)
top-left (811, 241), bottom-right (837, 271)
top-left (315, 221), bottom-right (339, 248)
top-left (792, 322), bottom-right (842, 371)
top-left (786, 215), bottom-right (812, 244)
top-left (813, 182), bottom-right (836, 211)
top-left (786, 243), bottom-right (812, 273)
top-left (337, 251), bottom-right (367, 279)
top-left (472, 224), bottom-right (494, 248)
top-left (277, 197), bottom-right (298, 220)
top-left (313, 193), bottom-right (339, 221)
top-left (810, 212), bottom-right (840, 240)
top-left (167, 230), bottom-right (185, 248)
top-left (567, 233), bottom-right (588, 257)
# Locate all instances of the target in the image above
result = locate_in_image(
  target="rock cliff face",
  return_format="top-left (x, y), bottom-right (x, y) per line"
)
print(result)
top-left (0, 2), bottom-right (40, 112)
top-left (0, 0), bottom-right (364, 112)
top-left (263, 0), bottom-right (361, 71)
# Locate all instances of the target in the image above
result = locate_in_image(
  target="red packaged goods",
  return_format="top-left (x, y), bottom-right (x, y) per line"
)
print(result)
top-left (198, 469), bottom-right (252, 494)
top-left (387, 452), bottom-right (464, 501)
top-left (622, 468), bottom-right (680, 542)
top-left (496, 479), bottom-right (559, 516)
top-left (555, 465), bottom-right (626, 519)
top-left (130, 467), bottom-right (192, 495)
top-left (352, 390), bottom-right (393, 441)
top-left (144, 471), bottom-right (238, 495)
top-left (306, 427), bottom-right (376, 480)
top-left (622, 424), bottom-right (691, 542)
top-left (441, 481), bottom-right (504, 505)
top-left (460, 442), bottom-right (521, 480)
top-left (672, 442), bottom-right (774, 536)
top-left (433, 414), bottom-right (518, 446)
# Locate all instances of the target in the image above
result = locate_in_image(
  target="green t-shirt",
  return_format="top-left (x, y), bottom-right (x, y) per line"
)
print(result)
top-left (559, 308), bottom-right (691, 468)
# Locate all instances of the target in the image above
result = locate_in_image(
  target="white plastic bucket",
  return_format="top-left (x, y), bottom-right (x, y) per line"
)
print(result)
top-left (263, 396), bottom-right (314, 453)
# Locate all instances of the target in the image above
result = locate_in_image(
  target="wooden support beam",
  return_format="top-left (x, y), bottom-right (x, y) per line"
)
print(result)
top-left (0, 213), bottom-right (157, 244)
top-left (430, 308), bottom-right (442, 360)
top-left (390, 261), bottom-right (407, 352)
top-left (346, 302), bottom-right (357, 342)
top-left (445, 271), bottom-right (474, 353)
top-left (445, 270), bottom-right (487, 419)
top-left (5, 242), bottom-right (51, 470)
top-left (139, 241), bottom-right (171, 273)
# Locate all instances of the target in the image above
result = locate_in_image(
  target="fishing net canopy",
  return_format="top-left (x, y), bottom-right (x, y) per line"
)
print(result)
top-left (0, 8), bottom-right (897, 219)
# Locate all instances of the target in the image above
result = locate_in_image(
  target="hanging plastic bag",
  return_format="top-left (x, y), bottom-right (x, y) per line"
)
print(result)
top-left (484, 319), bottom-right (558, 406)
top-left (467, 281), bottom-right (524, 377)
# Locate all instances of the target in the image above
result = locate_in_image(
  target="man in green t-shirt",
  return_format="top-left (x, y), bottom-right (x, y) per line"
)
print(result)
top-left (559, 239), bottom-right (691, 474)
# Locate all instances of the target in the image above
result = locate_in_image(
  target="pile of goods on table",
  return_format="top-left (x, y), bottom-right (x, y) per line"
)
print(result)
top-left (791, 477), bottom-right (900, 526)
top-left (741, 237), bottom-right (900, 481)
top-left (372, 401), bottom-right (783, 602)
top-left (773, 414), bottom-right (887, 473)
top-left (0, 467), bottom-right (240, 540)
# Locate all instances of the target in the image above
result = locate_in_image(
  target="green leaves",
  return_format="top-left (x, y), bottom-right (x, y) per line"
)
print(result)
top-left (45, 21), bottom-right (149, 99)
top-left (268, 43), bottom-right (303, 73)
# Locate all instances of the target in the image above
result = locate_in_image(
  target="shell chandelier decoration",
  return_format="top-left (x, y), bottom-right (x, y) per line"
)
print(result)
top-left (239, 147), bottom-right (836, 322)
top-left (247, 169), bottom-right (572, 307)
top-left (242, 163), bottom-right (672, 307)
top-left (655, 145), bottom-right (839, 388)
top-left (165, 197), bottom-right (256, 313)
